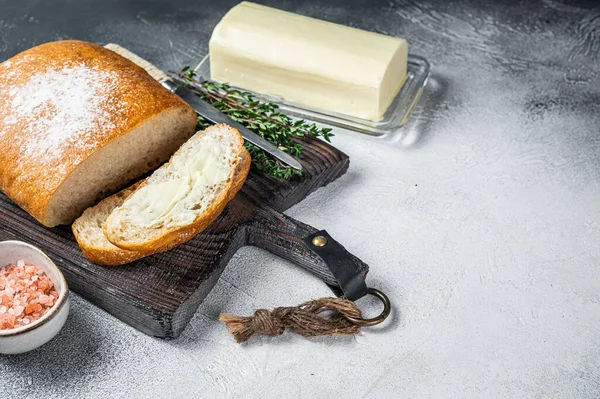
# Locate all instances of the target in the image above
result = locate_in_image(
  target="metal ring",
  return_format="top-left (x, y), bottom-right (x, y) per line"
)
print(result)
top-left (344, 288), bottom-right (391, 327)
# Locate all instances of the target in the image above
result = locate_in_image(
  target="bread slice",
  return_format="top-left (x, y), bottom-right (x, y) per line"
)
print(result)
top-left (73, 144), bottom-right (250, 265)
top-left (103, 124), bottom-right (250, 253)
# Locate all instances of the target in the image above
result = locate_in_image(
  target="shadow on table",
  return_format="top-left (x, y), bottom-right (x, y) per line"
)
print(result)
top-left (393, 73), bottom-right (452, 149)
top-left (0, 298), bottom-right (105, 386)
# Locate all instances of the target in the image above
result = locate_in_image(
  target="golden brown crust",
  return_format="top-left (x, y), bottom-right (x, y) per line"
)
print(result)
top-left (0, 40), bottom-right (196, 226)
top-left (78, 243), bottom-right (146, 266)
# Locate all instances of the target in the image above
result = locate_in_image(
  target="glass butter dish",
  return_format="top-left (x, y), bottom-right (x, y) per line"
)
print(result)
top-left (194, 54), bottom-right (431, 137)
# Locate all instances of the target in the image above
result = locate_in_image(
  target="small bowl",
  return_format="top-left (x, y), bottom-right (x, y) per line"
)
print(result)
top-left (0, 240), bottom-right (70, 354)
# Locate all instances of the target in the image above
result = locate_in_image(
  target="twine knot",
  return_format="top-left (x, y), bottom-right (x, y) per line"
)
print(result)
top-left (249, 308), bottom-right (286, 336)
top-left (220, 297), bottom-right (362, 343)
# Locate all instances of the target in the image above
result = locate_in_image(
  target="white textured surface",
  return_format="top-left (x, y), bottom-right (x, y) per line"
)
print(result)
top-left (1, 0), bottom-right (599, 398)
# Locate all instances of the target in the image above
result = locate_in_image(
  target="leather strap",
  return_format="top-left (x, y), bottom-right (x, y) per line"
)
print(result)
top-left (303, 230), bottom-right (369, 301)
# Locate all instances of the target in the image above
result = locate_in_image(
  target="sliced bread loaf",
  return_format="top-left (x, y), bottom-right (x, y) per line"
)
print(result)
top-left (103, 124), bottom-right (250, 254)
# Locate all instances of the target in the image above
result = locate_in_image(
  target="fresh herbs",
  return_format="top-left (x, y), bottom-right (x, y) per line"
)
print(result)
top-left (178, 66), bottom-right (333, 179)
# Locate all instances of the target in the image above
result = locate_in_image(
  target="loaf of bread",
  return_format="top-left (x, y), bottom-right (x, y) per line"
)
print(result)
top-left (72, 125), bottom-right (251, 265)
top-left (102, 124), bottom-right (250, 254)
top-left (0, 40), bottom-right (197, 227)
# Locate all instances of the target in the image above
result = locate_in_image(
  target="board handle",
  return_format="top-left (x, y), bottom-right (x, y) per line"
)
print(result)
top-left (246, 205), bottom-right (369, 289)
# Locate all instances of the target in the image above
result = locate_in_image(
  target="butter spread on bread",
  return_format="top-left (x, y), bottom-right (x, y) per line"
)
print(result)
top-left (103, 124), bottom-right (250, 254)
top-left (0, 40), bottom-right (197, 227)
top-left (122, 139), bottom-right (231, 228)
top-left (209, 1), bottom-right (408, 121)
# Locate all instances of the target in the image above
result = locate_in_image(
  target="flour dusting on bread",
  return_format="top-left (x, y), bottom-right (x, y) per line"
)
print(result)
top-left (3, 64), bottom-right (126, 163)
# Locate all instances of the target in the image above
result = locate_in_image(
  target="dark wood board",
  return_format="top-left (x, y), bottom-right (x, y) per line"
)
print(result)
top-left (0, 136), bottom-right (369, 338)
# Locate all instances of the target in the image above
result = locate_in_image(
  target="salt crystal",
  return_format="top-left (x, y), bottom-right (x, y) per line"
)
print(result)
top-left (0, 261), bottom-right (59, 330)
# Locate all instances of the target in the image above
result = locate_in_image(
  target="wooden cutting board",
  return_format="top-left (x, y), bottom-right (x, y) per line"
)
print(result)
top-left (0, 136), bottom-right (369, 338)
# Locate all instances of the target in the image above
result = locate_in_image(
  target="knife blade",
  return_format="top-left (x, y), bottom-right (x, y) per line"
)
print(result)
top-left (163, 80), bottom-right (303, 171)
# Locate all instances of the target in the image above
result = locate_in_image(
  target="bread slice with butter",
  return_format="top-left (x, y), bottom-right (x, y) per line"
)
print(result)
top-left (103, 124), bottom-right (250, 254)
top-left (72, 133), bottom-right (250, 265)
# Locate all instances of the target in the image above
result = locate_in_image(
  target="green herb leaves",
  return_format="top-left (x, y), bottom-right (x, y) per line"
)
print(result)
top-left (178, 67), bottom-right (333, 179)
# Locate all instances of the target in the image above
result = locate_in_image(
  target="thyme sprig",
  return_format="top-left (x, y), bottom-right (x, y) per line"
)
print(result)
top-left (177, 66), bottom-right (333, 179)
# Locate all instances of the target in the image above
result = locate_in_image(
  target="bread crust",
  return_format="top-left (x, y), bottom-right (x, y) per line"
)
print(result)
top-left (103, 124), bottom-right (250, 254)
top-left (0, 40), bottom-right (196, 226)
top-left (72, 182), bottom-right (148, 265)
top-left (79, 241), bottom-right (145, 266)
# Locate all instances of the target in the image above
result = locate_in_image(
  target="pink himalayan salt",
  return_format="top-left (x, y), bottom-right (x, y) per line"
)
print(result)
top-left (0, 261), bottom-right (59, 330)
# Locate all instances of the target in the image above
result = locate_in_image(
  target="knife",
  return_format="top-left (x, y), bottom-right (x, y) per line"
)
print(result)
top-left (104, 44), bottom-right (302, 171)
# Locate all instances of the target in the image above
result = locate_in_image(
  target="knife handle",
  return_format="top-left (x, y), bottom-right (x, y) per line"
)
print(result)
top-left (105, 44), bottom-right (172, 84)
top-left (246, 204), bottom-right (369, 292)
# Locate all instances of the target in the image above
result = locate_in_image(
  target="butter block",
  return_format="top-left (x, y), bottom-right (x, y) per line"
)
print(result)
top-left (209, 2), bottom-right (408, 121)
